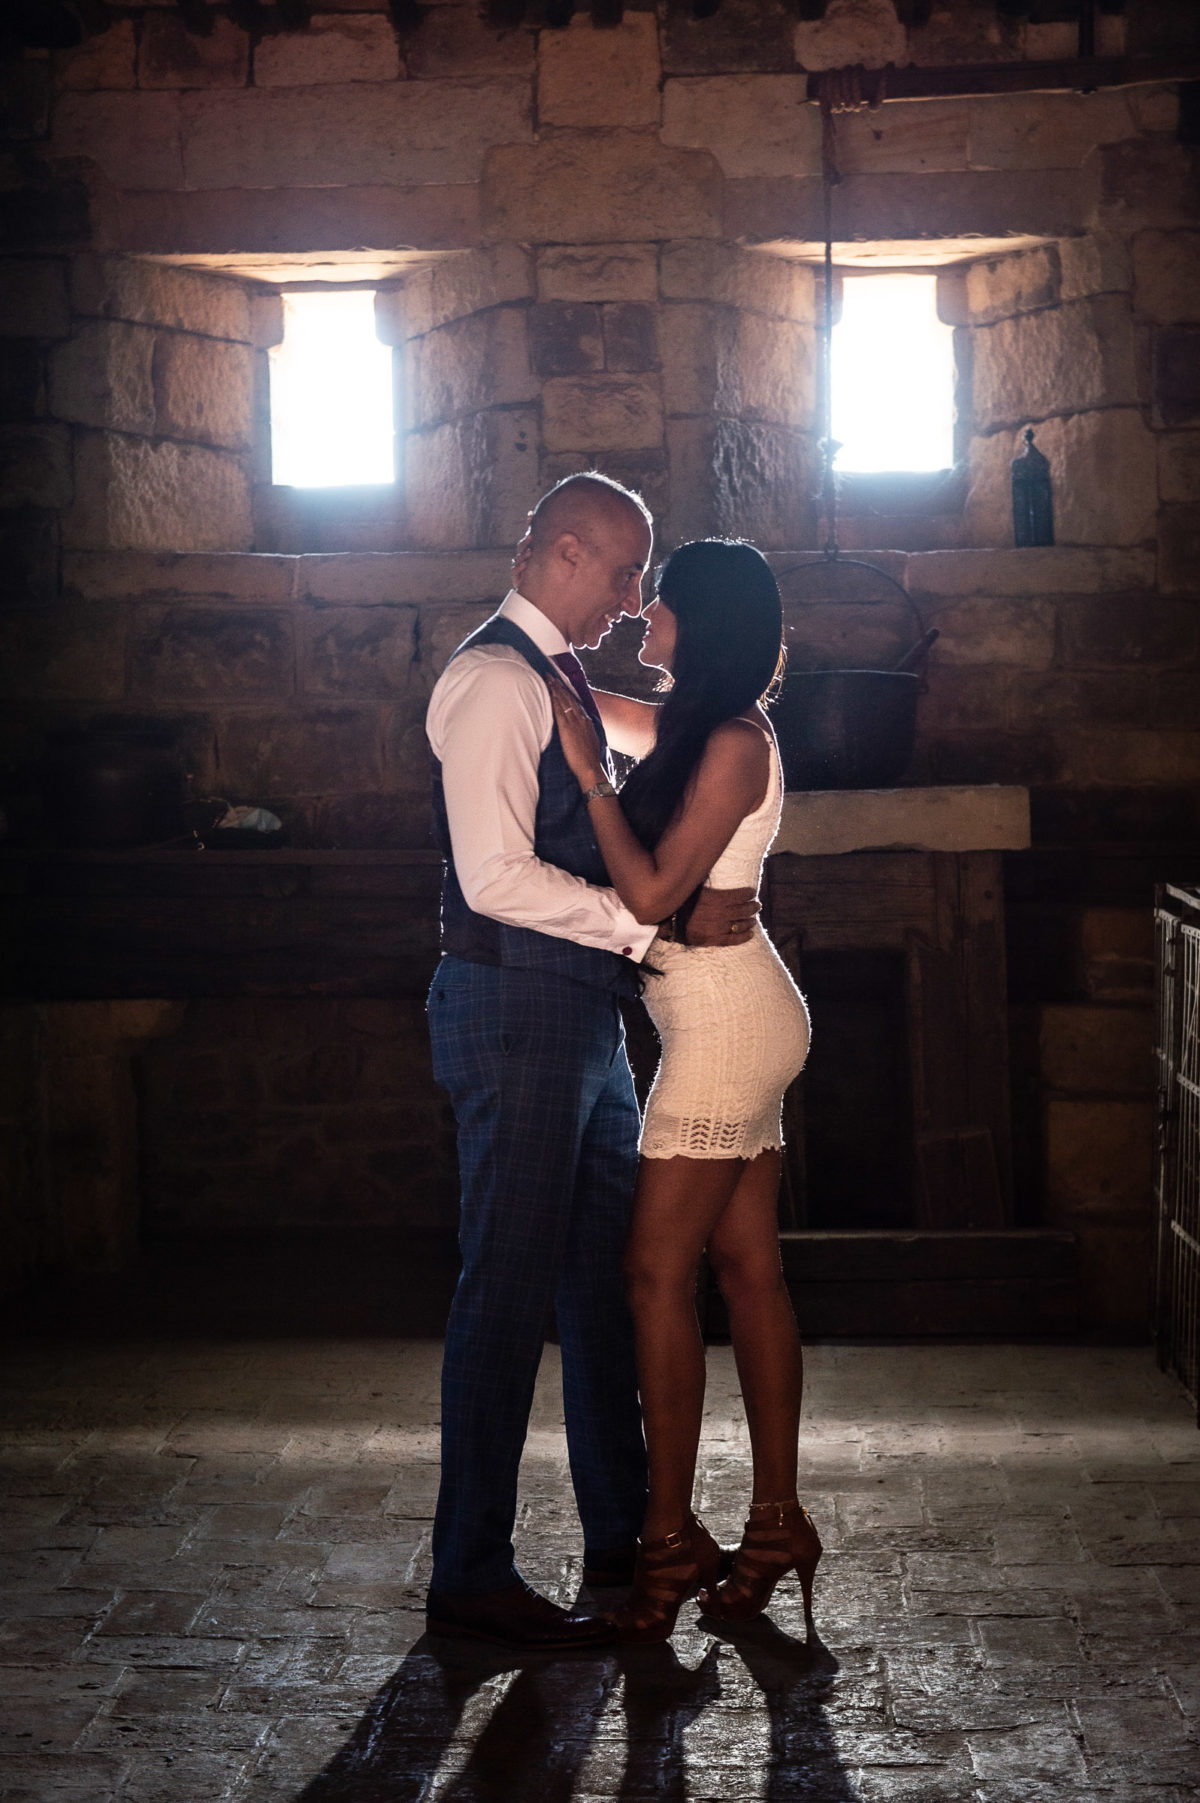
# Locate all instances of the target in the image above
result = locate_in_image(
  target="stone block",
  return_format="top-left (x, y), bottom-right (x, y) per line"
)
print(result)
top-left (216, 706), bottom-right (384, 794)
top-left (408, 307), bottom-right (534, 428)
top-left (928, 596), bottom-right (1057, 669)
top-left (1068, 728), bottom-right (1200, 787)
top-left (256, 14), bottom-right (402, 87)
top-left (0, 602), bottom-right (124, 702)
top-left (63, 549), bottom-right (295, 602)
top-left (660, 240), bottom-right (814, 323)
top-left (967, 90), bottom-right (1136, 172)
top-left (71, 257), bottom-right (251, 344)
top-left (709, 418), bottom-right (814, 549)
top-left (0, 508), bottom-right (60, 604)
top-left (1033, 410), bottom-right (1158, 547)
top-left (541, 374), bottom-right (664, 454)
top-left (404, 409), bottom-right (538, 550)
top-left (423, 601), bottom-right (501, 677)
top-left (0, 262), bottom-right (70, 341)
top-left (1058, 232), bottom-right (1131, 303)
top-left (1133, 231), bottom-right (1200, 326)
top-left (406, 8), bottom-right (534, 79)
top-left (48, 321), bottom-right (154, 435)
top-left (1158, 504), bottom-right (1200, 594)
top-left (1080, 905), bottom-right (1155, 999)
top-left (660, 302), bottom-right (735, 417)
top-left (794, 0), bottom-right (906, 70)
top-left (1157, 433), bottom-right (1200, 504)
top-left (55, 20), bottom-right (137, 91)
top-left (394, 244), bottom-right (534, 339)
top-left (128, 606), bottom-right (293, 700)
top-left (833, 101), bottom-right (968, 177)
top-left (1044, 1098), bottom-right (1153, 1218)
top-left (299, 603), bottom-right (417, 699)
top-left (601, 303), bottom-right (657, 374)
top-left (2, 61), bottom-right (50, 140)
top-left (906, 545), bottom-right (1155, 597)
top-left (966, 245), bottom-right (1060, 325)
top-left (526, 304), bottom-right (603, 379)
top-left (1060, 593), bottom-right (1198, 669)
top-left (1154, 327), bottom-right (1200, 428)
top-left (1040, 1004), bottom-right (1153, 1099)
top-left (735, 310), bottom-right (813, 426)
top-left (117, 183), bottom-right (480, 261)
top-left (65, 432), bottom-right (253, 553)
top-left (1128, 83), bottom-right (1179, 133)
top-left (138, 15), bottom-right (249, 90)
top-left (535, 245), bottom-right (658, 304)
top-left (180, 80), bottom-right (530, 190)
top-left (1015, 669), bottom-right (1164, 732)
top-left (0, 341), bottom-right (45, 422)
top-left (1098, 140), bottom-right (1200, 231)
top-left (964, 431), bottom-right (1013, 548)
top-left (730, 168), bottom-right (1087, 249)
top-left (51, 92), bottom-right (184, 190)
top-left (0, 426), bottom-right (72, 511)
top-left (973, 297), bottom-right (1140, 430)
top-left (662, 75), bottom-right (818, 179)
top-left (482, 133), bottom-right (722, 245)
top-left (920, 665), bottom-right (1013, 735)
top-left (662, 0), bottom-right (795, 74)
top-left (297, 550), bottom-right (510, 605)
top-left (537, 15), bottom-right (660, 130)
top-left (152, 334), bottom-right (254, 451)
top-left (251, 294), bottom-right (284, 352)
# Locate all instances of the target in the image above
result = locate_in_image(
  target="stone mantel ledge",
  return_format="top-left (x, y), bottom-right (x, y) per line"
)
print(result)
top-left (775, 785), bottom-right (1031, 857)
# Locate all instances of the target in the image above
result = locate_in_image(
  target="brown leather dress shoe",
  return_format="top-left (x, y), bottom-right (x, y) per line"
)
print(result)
top-left (426, 1579), bottom-right (617, 1650)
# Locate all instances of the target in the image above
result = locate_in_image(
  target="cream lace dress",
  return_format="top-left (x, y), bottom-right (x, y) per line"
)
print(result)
top-left (639, 719), bottom-right (811, 1161)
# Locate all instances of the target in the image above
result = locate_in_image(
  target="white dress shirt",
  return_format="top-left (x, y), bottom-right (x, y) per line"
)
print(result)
top-left (426, 590), bottom-right (657, 962)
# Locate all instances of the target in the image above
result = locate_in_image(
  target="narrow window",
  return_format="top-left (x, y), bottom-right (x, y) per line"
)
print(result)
top-left (268, 290), bottom-right (395, 488)
top-left (831, 273), bottom-right (955, 473)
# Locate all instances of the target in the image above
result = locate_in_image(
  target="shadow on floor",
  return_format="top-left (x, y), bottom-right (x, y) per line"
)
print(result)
top-left (291, 1620), bottom-right (852, 1802)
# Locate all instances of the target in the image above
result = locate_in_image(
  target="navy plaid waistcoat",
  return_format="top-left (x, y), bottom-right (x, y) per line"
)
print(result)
top-left (430, 614), bottom-right (642, 999)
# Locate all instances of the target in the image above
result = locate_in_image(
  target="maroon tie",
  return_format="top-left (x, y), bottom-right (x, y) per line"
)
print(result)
top-left (551, 651), bottom-right (602, 726)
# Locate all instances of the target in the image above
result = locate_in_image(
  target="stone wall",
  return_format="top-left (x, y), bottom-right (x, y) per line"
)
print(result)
top-left (3, 0), bottom-right (1200, 1328)
top-left (2, 256), bottom-right (254, 574)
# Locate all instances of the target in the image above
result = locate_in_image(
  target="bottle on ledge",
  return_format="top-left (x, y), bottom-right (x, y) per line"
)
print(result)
top-left (1011, 426), bottom-right (1054, 547)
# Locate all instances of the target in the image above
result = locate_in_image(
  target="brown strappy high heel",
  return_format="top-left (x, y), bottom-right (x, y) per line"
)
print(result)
top-left (699, 1499), bottom-right (822, 1622)
top-left (609, 1514), bottom-right (724, 1644)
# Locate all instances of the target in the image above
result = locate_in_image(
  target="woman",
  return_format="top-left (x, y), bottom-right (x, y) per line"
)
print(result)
top-left (546, 537), bottom-right (821, 1642)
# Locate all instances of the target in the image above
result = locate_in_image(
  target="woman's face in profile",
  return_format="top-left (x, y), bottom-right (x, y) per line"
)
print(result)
top-left (638, 596), bottom-right (677, 673)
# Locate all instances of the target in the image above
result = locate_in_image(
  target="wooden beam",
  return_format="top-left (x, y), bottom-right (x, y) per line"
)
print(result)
top-left (806, 55), bottom-right (1200, 104)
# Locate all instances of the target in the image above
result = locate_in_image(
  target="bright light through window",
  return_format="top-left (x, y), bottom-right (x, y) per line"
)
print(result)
top-left (830, 274), bottom-right (955, 473)
top-left (269, 290), bottom-right (394, 487)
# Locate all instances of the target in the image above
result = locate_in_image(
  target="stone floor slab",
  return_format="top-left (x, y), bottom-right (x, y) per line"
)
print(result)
top-left (1, 1341), bottom-right (1198, 1799)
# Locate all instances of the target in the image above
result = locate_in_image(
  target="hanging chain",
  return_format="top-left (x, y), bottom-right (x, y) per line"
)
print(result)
top-left (819, 92), bottom-right (841, 560)
top-left (815, 65), bottom-right (889, 560)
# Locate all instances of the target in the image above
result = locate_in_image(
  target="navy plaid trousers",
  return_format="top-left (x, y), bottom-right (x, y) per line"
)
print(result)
top-left (427, 956), bottom-right (648, 1595)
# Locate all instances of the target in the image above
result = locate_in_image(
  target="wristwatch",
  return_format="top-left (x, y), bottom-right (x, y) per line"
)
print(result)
top-left (582, 779), bottom-right (616, 803)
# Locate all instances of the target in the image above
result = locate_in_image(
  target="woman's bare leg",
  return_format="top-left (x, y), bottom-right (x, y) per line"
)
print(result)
top-left (624, 1154), bottom-right (745, 1541)
top-left (707, 1150), bottom-right (804, 1504)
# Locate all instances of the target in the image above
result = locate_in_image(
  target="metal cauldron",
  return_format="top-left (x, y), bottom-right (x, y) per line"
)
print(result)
top-left (771, 558), bottom-right (934, 792)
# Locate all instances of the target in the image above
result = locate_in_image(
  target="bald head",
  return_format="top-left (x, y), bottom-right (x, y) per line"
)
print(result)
top-left (517, 473), bottom-right (653, 651)
top-left (527, 473), bottom-right (652, 556)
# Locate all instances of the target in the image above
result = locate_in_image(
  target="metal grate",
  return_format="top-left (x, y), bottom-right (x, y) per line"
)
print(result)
top-left (1154, 886), bottom-right (1200, 1423)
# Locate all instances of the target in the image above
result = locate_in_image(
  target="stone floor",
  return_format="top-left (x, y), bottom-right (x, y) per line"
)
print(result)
top-left (2, 1337), bottom-right (1199, 1802)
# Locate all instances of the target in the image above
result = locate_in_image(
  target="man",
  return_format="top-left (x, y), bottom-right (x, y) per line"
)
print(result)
top-left (425, 474), bottom-right (756, 1649)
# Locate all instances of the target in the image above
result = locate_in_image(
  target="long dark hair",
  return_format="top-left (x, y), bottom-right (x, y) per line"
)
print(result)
top-left (619, 539), bottom-right (784, 852)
